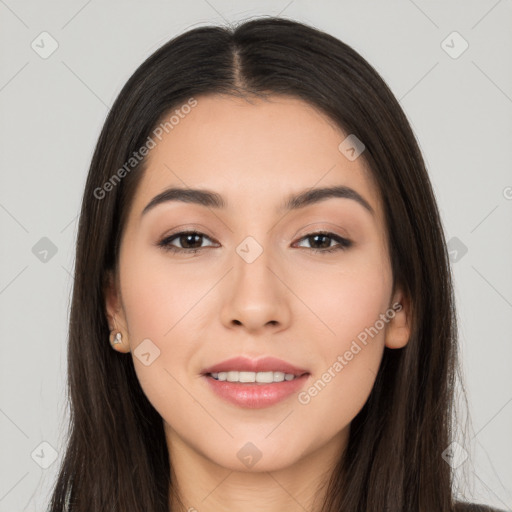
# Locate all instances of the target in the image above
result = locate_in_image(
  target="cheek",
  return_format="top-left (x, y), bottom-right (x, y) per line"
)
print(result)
top-left (117, 247), bottom-right (209, 402)
top-left (119, 238), bottom-right (212, 341)
top-left (296, 248), bottom-right (391, 344)
top-left (294, 254), bottom-right (391, 419)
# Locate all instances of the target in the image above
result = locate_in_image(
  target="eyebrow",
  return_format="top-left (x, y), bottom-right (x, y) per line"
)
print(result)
top-left (141, 185), bottom-right (374, 217)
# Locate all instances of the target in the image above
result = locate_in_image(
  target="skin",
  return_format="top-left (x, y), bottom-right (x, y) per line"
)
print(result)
top-left (105, 94), bottom-right (411, 512)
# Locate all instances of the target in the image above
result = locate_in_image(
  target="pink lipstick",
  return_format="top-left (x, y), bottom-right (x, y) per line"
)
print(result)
top-left (201, 356), bottom-right (310, 409)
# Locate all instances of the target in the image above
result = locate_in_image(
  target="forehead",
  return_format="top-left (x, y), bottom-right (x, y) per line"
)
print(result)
top-left (128, 94), bottom-right (383, 222)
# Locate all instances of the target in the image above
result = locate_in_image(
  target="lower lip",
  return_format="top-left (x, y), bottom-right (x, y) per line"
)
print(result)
top-left (203, 374), bottom-right (310, 409)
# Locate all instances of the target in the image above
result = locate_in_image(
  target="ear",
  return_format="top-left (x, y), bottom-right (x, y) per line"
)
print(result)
top-left (104, 270), bottom-right (127, 333)
top-left (384, 287), bottom-right (411, 349)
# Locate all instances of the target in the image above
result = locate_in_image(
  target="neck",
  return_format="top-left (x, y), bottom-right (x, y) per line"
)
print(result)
top-left (166, 425), bottom-right (348, 512)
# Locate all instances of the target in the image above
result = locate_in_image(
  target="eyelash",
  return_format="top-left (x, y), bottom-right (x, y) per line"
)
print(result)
top-left (156, 230), bottom-right (352, 255)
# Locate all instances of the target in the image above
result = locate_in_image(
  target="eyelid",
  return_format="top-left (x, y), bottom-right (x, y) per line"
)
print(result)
top-left (159, 223), bottom-right (214, 240)
top-left (292, 221), bottom-right (350, 240)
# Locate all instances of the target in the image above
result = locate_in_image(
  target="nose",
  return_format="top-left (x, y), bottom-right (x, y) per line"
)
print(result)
top-left (219, 240), bottom-right (292, 334)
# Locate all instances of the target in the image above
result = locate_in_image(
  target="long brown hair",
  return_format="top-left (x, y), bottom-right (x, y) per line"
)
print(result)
top-left (48, 16), bottom-right (461, 511)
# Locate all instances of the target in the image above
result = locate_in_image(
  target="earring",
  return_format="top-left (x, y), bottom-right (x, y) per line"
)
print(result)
top-left (109, 331), bottom-right (123, 348)
top-left (109, 315), bottom-right (130, 352)
top-left (110, 330), bottom-right (130, 352)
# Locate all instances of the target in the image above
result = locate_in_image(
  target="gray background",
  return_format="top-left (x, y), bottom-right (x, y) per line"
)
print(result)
top-left (1, 0), bottom-right (511, 510)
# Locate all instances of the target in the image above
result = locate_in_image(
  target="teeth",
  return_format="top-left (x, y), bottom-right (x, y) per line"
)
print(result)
top-left (209, 371), bottom-right (298, 383)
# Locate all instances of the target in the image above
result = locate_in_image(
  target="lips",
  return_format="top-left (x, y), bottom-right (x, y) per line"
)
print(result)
top-left (201, 356), bottom-right (311, 408)
top-left (201, 356), bottom-right (309, 377)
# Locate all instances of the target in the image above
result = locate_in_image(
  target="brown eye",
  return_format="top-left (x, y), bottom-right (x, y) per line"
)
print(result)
top-left (157, 231), bottom-right (216, 253)
top-left (294, 231), bottom-right (352, 254)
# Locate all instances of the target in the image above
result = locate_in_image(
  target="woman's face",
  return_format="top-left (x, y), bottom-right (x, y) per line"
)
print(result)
top-left (106, 94), bottom-right (410, 473)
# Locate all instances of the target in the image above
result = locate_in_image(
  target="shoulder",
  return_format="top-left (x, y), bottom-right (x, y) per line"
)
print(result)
top-left (454, 502), bottom-right (506, 512)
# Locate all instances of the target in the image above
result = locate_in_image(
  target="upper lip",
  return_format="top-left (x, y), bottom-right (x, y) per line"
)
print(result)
top-left (202, 356), bottom-right (309, 377)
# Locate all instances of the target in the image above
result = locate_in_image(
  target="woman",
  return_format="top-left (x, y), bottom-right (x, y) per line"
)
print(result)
top-left (47, 16), bottom-right (505, 512)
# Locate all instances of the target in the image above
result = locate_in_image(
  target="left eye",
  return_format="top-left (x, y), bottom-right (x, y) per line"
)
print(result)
top-left (157, 230), bottom-right (352, 254)
top-left (294, 231), bottom-right (352, 253)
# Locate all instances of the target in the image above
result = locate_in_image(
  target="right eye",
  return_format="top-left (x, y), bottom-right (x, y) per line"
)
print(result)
top-left (157, 231), bottom-right (217, 254)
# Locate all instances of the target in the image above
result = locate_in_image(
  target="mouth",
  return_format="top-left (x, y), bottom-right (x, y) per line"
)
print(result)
top-left (207, 370), bottom-right (307, 384)
top-left (201, 356), bottom-right (310, 408)
top-left (201, 355), bottom-right (309, 377)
